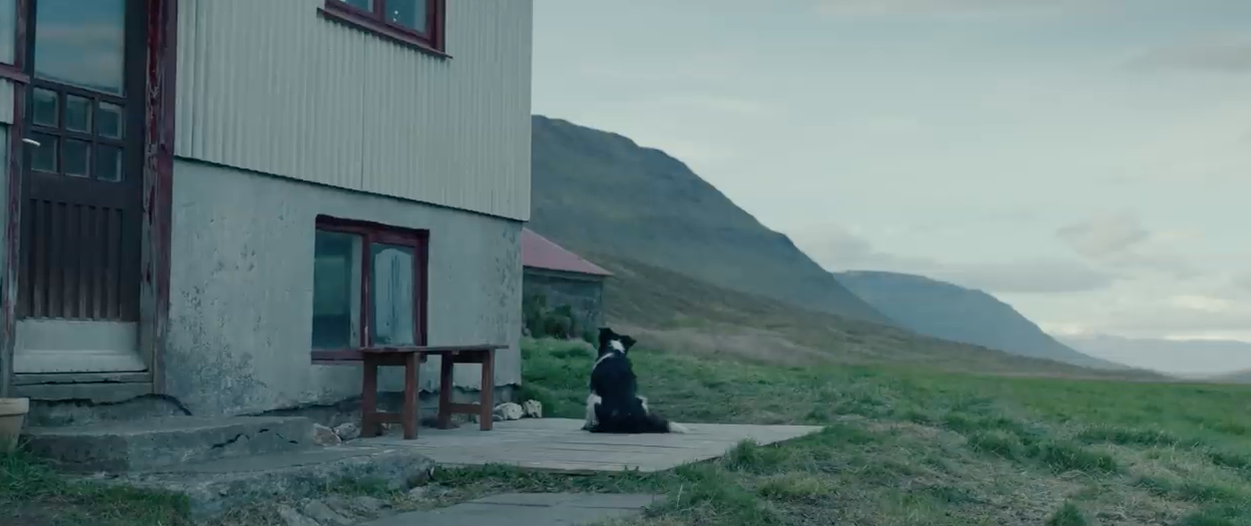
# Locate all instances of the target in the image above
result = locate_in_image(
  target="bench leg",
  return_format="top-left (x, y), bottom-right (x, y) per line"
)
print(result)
top-left (438, 355), bottom-right (454, 429)
top-left (479, 351), bottom-right (495, 431)
top-left (361, 358), bottom-right (380, 438)
top-left (403, 353), bottom-right (419, 440)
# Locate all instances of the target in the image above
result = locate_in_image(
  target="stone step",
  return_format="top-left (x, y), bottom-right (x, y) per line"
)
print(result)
top-left (102, 443), bottom-right (436, 521)
top-left (22, 416), bottom-right (314, 472)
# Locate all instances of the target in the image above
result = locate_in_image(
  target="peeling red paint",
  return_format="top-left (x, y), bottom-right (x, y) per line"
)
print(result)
top-left (141, 0), bottom-right (177, 395)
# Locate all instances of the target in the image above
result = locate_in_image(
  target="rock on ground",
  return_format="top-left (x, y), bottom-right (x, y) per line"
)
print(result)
top-left (313, 424), bottom-right (342, 446)
top-left (333, 422), bottom-right (360, 441)
top-left (276, 504), bottom-right (319, 526)
top-left (494, 402), bottom-right (524, 421)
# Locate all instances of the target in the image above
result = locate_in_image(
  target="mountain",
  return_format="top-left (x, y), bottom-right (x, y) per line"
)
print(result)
top-left (590, 252), bottom-right (1157, 379)
top-left (1060, 334), bottom-right (1251, 378)
top-left (834, 271), bottom-right (1128, 370)
top-left (1208, 369), bottom-right (1251, 384)
top-left (527, 116), bottom-right (1171, 380)
top-left (528, 115), bottom-right (892, 324)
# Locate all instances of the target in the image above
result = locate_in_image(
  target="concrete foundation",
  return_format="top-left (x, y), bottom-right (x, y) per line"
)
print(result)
top-left (165, 159), bottom-right (523, 417)
top-left (113, 443), bottom-right (436, 521)
top-left (22, 416), bottom-right (313, 472)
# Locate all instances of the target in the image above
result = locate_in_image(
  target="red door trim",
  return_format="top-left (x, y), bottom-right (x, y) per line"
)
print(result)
top-left (0, 0), bottom-right (28, 397)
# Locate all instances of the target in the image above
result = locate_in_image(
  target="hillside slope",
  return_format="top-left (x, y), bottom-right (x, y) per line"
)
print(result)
top-left (591, 252), bottom-right (1163, 379)
top-left (529, 115), bottom-right (891, 324)
top-left (835, 271), bottom-right (1129, 370)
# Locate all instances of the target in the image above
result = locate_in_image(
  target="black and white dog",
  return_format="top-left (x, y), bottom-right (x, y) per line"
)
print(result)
top-left (581, 327), bottom-right (688, 434)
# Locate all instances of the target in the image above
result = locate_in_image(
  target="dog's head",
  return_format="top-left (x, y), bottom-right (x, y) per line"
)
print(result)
top-left (597, 326), bottom-right (636, 357)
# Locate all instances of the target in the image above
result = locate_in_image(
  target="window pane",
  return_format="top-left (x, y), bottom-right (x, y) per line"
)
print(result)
top-left (336, 0), bottom-right (373, 11)
top-left (0, 0), bottom-right (15, 64)
top-left (370, 243), bottom-right (416, 346)
top-left (34, 0), bottom-right (127, 94)
top-left (97, 101), bottom-right (123, 139)
top-left (64, 139), bottom-right (90, 177)
top-left (386, 0), bottom-right (429, 33)
top-left (65, 95), bottom-right (92, 133)
top-left (95, 144), bottom-right (122, 181)
top-left (29, 133), bottom-right (57, 172)
top-left (312, 230), bottom-right (362, 349)
top-left (32, 88), bottom-right (57, 127)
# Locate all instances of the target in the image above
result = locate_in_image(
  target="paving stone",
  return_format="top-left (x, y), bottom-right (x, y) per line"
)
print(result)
top-left (362, 492), bottom-right (663, 526)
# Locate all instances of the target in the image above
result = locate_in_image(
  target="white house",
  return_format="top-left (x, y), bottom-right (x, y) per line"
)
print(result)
top-left (0, 0), bottom-right (532, 417)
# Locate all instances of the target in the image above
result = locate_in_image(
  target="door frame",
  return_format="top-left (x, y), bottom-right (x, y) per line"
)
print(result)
top-left (0, 0), bottom-right (178, 400)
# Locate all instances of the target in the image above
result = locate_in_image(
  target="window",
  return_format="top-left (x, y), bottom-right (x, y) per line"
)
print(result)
top-left (311, 216), bottom-right (429, 351)
top-left (321, 0), bottom-right (447, 55)
top-left (28, 0), bottom-right (130, 182)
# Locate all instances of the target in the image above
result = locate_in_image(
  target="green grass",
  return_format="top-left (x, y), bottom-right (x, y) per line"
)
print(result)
top-left (7, 336), bottom-right (1251, 525)
top-left (0, 450), bottom-right (189, 526)
top-left (438, 338), bottom-right (1251, 525)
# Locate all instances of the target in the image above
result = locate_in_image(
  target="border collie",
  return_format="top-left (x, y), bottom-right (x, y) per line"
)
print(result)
top-left (581, 327), bottom-right (688, 434)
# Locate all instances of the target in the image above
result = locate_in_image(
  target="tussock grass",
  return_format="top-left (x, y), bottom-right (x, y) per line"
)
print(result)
top-left (455, 338), bottom-right (1251, 525)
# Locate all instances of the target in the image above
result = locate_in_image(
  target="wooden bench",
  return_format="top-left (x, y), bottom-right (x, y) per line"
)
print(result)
top-left (312, 344), bottom-right (507, 440)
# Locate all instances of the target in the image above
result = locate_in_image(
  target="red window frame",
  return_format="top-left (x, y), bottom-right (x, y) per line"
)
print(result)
top-left (320, 0), bottom-right (447, 57)
top-left (311, 215), bottom-right (430, 358)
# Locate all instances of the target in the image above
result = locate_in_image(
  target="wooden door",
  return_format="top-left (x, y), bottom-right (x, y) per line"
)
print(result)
top-left (13, 0), bottom-right (146, 374)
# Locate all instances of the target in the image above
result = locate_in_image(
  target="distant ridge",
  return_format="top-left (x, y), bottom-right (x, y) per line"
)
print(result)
top-left (835, 270), bottom-right (1129, 370)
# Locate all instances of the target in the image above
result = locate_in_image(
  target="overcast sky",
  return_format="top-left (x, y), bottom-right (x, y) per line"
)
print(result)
top-left (531, 0), bottom-right (1251, 351)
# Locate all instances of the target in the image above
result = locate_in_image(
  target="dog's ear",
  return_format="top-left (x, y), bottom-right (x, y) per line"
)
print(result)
top-left (620, 335), bottom-right (636, 352)
top-left (598, 327), bottom-right (615, 348)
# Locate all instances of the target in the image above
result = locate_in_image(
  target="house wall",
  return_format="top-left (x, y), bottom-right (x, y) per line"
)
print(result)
top-left (522, 269), bottom-right (605, 338)
top-left (174, 0), bottom-right (533, 221)
top-left (165, 159), bottom-right (522, 417)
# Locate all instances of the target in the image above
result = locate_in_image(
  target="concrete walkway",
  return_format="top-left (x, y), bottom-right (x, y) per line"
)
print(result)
top-left (361, 493), bottom-right (666, 526)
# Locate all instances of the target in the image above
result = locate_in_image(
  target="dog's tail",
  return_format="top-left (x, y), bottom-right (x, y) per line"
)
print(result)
top-left (642, 412), bottom-right (689, 434)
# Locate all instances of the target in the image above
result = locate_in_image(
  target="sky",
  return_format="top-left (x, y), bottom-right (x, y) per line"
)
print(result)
top-left (530, 0), bottom-right (1251, 363)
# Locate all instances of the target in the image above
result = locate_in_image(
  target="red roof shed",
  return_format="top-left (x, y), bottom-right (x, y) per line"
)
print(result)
top-left (521, 228), bottom-right (612, 277)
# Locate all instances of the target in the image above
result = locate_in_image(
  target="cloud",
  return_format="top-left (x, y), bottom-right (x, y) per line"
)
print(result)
top-left (798, 225), bottom-right (942, 272)
top-left (934, 260), bottom-right (1114, 294)
top-left (1055, 212), bottom-right (1198, 279)
top-left (1101, 296), bottom-right (1251, 335)
top-left (797, 225), bottom-right (1114, 294)
top-left (1167, 294), bottom-right (1236, 314)
top-left (814, 0), bottom-right (1105, 16)
top-left (1131, 34), bottom-right (1251, 74)
top-left (1232, 273), bottom-right (1251, 295)
top-left (647, 95), bottom-right (775, 118)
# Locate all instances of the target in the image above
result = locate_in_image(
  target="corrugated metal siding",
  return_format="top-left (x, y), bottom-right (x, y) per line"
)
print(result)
top-left (175, 0), bottom-right (532, 221)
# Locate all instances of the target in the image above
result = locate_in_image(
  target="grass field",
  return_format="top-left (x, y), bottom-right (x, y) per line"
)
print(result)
top-left (447, 337), bottom-right (1251, 526)
top-left (4, 336), bottom-right (1249, 525)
